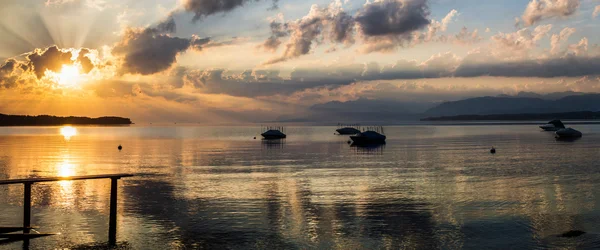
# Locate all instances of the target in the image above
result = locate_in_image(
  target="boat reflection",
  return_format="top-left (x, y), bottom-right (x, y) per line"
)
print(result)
top-left (59, 126), bottom-right (77, 141)
top-left (261, 139), bottom-right (285, 149)
top-left (555, 136), bottom-right (582, 142)
top-left (350, 143), bottom-right (386, 154)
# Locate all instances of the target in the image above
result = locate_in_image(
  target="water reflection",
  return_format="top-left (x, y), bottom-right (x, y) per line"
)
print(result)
top-left (1, 125), bottom-right (600, 249)
top-left (60, 126), bottom-right (77, 140)
top-left (350, 143), bottom-right (385, 154)
top-left (261, 139), bottom-right (285, 150)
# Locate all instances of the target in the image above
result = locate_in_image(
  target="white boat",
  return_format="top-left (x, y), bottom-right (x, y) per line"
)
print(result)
top-left (540, 120), bottom-right (565, 131)
top-left (555, 128), bottom-right (582, 138)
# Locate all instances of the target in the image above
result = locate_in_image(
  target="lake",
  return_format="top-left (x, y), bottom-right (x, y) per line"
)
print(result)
top-left (2, 124), bottom-right (600, 249)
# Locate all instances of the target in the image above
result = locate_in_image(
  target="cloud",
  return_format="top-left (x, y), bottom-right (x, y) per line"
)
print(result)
top-left (490, 24), bottom-right (553, 57)
top-left (550, 27), bottom-right (576, 54)
top-left (182, 0), bottom-right (269, 21)
top-left (264, 0), bottom-right (436, 63)
top-left (453, 27), bottom-right (482, 45)
top-left (522, 0), bottom-right (580, 26)
top-left (26, 46), bottom-right (74, 79)
top-left (258, 15), bottom-right (288, 52)
top-left (112, 19), bottom-right (211, 75)
top-left (355, 0), bottom-right (430, 36)
top-left (78, 48), bottom-right (95, 73)
top-left (263, 5), bottom-right (330, 64)
top-left (0, 59), bottom-right (20, 88)
top-left (455, 52), bottom-right (600, 78)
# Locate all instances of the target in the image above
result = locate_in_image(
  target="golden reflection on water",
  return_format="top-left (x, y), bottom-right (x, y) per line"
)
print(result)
top-left (57, 156), bottom-right (76, 208)
top-left (60, 126), bottom-right (77, 140)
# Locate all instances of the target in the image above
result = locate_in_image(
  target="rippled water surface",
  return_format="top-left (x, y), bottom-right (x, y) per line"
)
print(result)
top-left (2, 125), bottom-right (600, 249)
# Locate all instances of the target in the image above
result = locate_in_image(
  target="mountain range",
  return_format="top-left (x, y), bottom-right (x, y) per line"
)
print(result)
top-left (425, 93), bottom-right (600, 117)
top-left (279, 92), bottom-right (600, 123)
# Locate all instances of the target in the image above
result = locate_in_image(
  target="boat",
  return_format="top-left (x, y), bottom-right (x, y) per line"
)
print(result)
top-left (555, 128), bottom-right (582, 139)
top-left (350, 126), bottom-right (386, 145)
top-left (336, 123), bottom-right (361, 135)
top-left (261, 126), bottom-right (287, 140)
top-left (540, 120), bottom-right (565, 131)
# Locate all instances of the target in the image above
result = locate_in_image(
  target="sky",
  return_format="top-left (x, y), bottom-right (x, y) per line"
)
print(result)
top-left (0, 0), bottom-right (599, 123)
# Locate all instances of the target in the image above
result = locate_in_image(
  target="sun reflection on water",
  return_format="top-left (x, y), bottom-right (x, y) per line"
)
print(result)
top-left (60, 126), bottom-right (77, 140)
top-left (57, 157), bottom-right (75, 207)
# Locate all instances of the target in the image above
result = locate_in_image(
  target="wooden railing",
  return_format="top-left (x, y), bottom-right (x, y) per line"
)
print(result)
top-left (0, 174), bottom-right (134, 246)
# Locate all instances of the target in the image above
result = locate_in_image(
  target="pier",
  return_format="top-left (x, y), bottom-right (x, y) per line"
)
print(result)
top-left (0, 174), bottom-right (134, 247)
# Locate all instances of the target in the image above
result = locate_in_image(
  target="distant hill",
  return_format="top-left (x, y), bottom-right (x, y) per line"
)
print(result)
top-left (0, 114), bottom-right (133, 126)
top-left (310, 99), bottom-right (434, 114)
top-left (424, 94), bottom-right (600, 117)
top-left (276, 99), bottom-right (433, 123)
top-left (422, 111), bottom-right (600, 121)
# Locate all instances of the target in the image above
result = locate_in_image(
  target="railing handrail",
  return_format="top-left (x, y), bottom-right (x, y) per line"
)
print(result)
top-left (0, 174), bottom-right (134, 185)
top-left (0, 173), bottom-right (134, 246)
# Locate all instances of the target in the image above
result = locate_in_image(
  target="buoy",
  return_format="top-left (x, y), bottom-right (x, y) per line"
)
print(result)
top-left (490, 147), bottom-right (496, 154)
top-left (118, 145), bottom-right (122, 151)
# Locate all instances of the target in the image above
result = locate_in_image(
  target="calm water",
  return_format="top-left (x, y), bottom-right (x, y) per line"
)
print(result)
top-left (2, 125), bottom-right (600, 249)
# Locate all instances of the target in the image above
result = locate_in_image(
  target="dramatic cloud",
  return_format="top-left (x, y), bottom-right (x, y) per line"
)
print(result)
top-left (26, 46), bottom-right (74, 79)
top-left (264, 0), bottom-right (438, 63)
top-left (263, 5), bottom-right (330, 64)
top-left (355, 0), bottom-right (430, 37)
top-left (328, 9), bottom-right (354, 44)
top-left (112, 20), bottom-right (211, 75)
top-left (522, 0), bottom-right (580, 26)
top-left (78, 48), bottom-right (94, 74)
top-left (259, 16), bottom-right (289, 52)
top-left (0, 59), bottom-right (19, 88)
top-left (182, 0), bottom-right (269, 21)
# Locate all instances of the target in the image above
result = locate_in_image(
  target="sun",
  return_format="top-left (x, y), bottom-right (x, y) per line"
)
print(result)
top-left (57, 64), bottom-right (82, 86)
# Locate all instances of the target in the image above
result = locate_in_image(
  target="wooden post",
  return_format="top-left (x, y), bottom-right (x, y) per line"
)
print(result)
top-left (23, 182), bottom-right (32, 233)
top-left (23, 182), bottom-right (32, 248)
top-left (108, 177), bottom-right (119, 246)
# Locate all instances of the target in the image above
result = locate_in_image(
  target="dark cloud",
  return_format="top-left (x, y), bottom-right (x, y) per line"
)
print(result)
top-left (0, 59), bottom-right (19, 88)
top-left (112, 24), bottom-right (211, 75)
top-left (328, 11), bottom-right (355, 44)
top-left (259, 20), bottom-right (289, 52)
top-left (26, 46), bottom-right (73, 79)
top-left (182, 0), bottom-right (262, 21)
top-left (263, 0), bottom-right (434, 63)
top-left (156, 17), bottom-right (177, 33)
top-left (355, 0), bottom-right (430, 37)
top-left (78, 48), bottom-right (94, 74)
top-left (264, 4), bottom-right (351, 64)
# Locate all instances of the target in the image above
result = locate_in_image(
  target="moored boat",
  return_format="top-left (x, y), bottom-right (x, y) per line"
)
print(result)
top-left (261, 126), bottom-right (287, 140)
top-left (350, 126), bottom-right (386, 145)
top-left (336, 123), bottom-right (361, 135)
top-left (555, 128), bottom-right (582, 138)
top-left (540, 120), bottom-right (565, 131)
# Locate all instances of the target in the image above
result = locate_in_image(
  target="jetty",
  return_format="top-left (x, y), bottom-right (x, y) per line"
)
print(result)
top-left (0, 174), bottom-right (134, 247)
